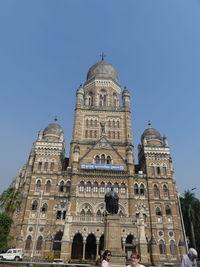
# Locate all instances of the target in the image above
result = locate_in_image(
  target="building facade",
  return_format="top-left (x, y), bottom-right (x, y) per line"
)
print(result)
top-left (11, 59), bottom-right (186, 264)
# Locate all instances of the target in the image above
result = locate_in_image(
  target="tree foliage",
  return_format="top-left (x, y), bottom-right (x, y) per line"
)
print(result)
top-left (180, 190), bottom-right (200, 254)
top-left (0, 186), bottom-right (21, 215)
top-left (0, 213), bottom-right (13, 252)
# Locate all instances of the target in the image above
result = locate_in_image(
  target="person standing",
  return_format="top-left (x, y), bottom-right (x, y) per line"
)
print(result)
top-left (101, 250), bottom-right (112, 267)
top-left (126, 252), bottom-right (145, 267)
top-left (181, 248), bottom-right (198, 267)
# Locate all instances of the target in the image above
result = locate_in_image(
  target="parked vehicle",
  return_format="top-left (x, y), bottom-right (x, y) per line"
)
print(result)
top-left (0, 249), bottom-right (24, 261)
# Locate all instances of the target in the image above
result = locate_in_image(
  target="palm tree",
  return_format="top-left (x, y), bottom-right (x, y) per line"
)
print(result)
top-left (180, 190), bottom-right (200, 251)
top-left (0, 186), bottom-right (21, 215)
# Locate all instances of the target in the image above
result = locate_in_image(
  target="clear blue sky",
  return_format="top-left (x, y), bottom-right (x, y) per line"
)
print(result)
top-left (0, 0), bottom-right (200, 198)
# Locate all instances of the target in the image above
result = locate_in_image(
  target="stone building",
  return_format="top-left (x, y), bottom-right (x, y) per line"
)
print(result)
top-left (11, 59), bottom-right (186, 264)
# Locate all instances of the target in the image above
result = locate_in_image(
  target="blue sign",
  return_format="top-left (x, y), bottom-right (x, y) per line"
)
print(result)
top-left (81, 164), bottom-right (124, 171)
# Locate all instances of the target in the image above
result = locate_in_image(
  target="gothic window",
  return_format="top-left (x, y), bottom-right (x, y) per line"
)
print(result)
top-left (117, 121), bottom-right (120, 128)
top-left (107, 156), bottom-right (111, 164)
top-left (41, 203), bottom-right (48, 213)
top-left (89, 130), bottom-right (92, 138)
top-left (56, 210), bottom-right (62, 219)
top-left (101, 154), bottom-right (106, 164)
top-left (59, 181), bottom-right (65, 192)
top-left (97, 210), bottom-right (101, 216)
top-left (113, 121), bottom-right (115, 128)
top-left (156, 207), bottom-right (162, 216)
top-left (100, 182), bottom-right (105, 193)
top-left (113, 131), bottom-right (115, 139)
top-left (50, 162), bottom-right (54, 171)
top-left (85, 130), bottom-right (88, 138)
top-left (80, 209), bottom-right (85, 216)
top-left (159, 240), bottom-right (166, 255)
top-left (163, 185), bottom-right (169, 197)
top-left (63, 210), bottom-right (66, 220)
top-left (36, 236), bottom-right (43, 250)
top-left (86, 182), bottom-right (91, 193)
top-left (31, 200), bottom-right (38, 211)
top-left (25, 235), bottom-right (32, 250)
top-left (86, 119), bottom-right (89, 127)
top-left (93, 182), bottom-right (98, 193)
top-left (134, 183), bottom-right (139, 195)
top-left (163, 166), bottom-right (167, 176)
top-left (157, 166), bottom-right (161, 175)
top-left (44, 162), bottom-right (48, 170)
top-left (66, 181), bottom-right (71, 193)
top-left (107, 182), bottom-right (112, 191)
top-left (88, 92), bottom-right (94, 106)
top-left (90, 119), bottom-right (93, 127)
top-left (117, 132), bottom-right (120, 139)
top-left (79, 181), bottom-right (85, 192)
top-left (140, 184), bottom-right (145, 195)
top-left (95, 155), bottom-right (100, 164)
top-left (170, 240), bottom-right (177, 255)
top-left (108, 131), bottom-right (111, 139)
top-left (94, 130), bottom-right (97, 138)
top-left (86, 209), bottom-right (92, 216)
top-left (38, 161), bottom-right (42, 170)
top-left (153, 184), bottom-right (160, 198)
top-left (150, 166), bottom-right (155, 176)
top-left (36, 180), bottom-right (41, 191)
top-left (45, 180), bottom-right (51, 192)
top-left (113, 93), bottom-right (117, 108)
top-left (165, 205), bottom-right (172, 215)
top-left (114, 183), bottom-right (119, 193)
top-left (121, 183), bottom-right (126, 194)
top-left (95, 119), bottom-right (97, 127)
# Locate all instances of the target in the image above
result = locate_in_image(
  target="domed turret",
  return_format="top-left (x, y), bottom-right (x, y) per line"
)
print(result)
top-left (43, 119), bottom-right (64, 140)
top-left (141, 122), bottom-right (162, 146)
top-left (86, 60), bottom-right (119, 84)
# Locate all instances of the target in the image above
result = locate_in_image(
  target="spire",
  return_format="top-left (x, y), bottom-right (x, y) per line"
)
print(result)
top-left (148, 120), bottom-right (152, 128)
top-left (54, 116), bottom-right (58, 122)
top-left (100, 52), bottom-right (106, 61)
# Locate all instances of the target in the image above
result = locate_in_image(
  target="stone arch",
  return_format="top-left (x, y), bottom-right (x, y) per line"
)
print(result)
top-left (79, 203), bottom-right (94, 214)
top-left (25, 235), bottom-right (32, 250)
top-left (71, 233), bottom-right (83, 259)
top-left (85, 233), bottom-right (96, 260)
top-left (53, 230), bottom-right (63, 252)
top-left (99, 234), bottom-right (104, 255)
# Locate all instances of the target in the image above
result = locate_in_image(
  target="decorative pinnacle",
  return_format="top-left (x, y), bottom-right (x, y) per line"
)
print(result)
top-left (148, 120), bottom-right (152, 128)
top-left (54, 116), bottom-right (58, 122)
top-left (100, 52), bottom-right (106, 61)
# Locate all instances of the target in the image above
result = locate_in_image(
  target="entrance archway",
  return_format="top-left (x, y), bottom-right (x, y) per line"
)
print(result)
top-left (99, 234), bottom-right (104, 256)
top-left (53, 231), bottom-right (63, 258)
top-left (125, 234), bottom-right (136, 260)
top-left (85, 234), bottom-right (96, 260)
top-left (71, 233), bottom-right (83, 259)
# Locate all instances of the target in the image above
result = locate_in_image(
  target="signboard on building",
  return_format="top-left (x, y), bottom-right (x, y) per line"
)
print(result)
top-left (81, 164), bottom-right (124, 171)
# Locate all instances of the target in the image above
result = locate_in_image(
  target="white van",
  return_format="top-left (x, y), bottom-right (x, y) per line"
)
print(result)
top-left (0, 249), bottom-right (24, 261)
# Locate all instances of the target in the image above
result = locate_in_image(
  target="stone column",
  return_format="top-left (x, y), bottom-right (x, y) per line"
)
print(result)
top-left (96, 239), bottom-right (99, 259)
top-left (150, 235), bottom-right (157, 265)
top-left (60, 219), bottom-right (72, 262)
top-left (82, 239), bottom-right (86, 260)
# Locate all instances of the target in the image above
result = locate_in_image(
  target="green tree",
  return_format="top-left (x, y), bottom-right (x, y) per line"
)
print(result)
top-left (0, 186), bottom-right (21, 215)
top-left (180, 190), bottom-right (200, 254)
top-left (0, 213), bottom-right (13, 252)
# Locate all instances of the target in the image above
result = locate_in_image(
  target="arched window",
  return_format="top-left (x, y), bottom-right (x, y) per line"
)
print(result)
top-left (153, 184), bottom-right (160, 198)
top-left (36, 180), bottom-right (41, 191)
top-left (66, 181), bottom-right (71, 193)
top-left (170, 240), bottom-right (177, 255)
top-left (113, 121), bottom-right (115, 128)
top-left (79, 181), bottom-right (84, 192)
top-left (117, 132), bottom-right (120, 139)
top-left (93, 182), bottom-right (98, 193)
top-left (140, 184), bottom-right (145, 195)
top-left (107, 182), bottom-right (112, 191)
top-left (100, 182), bottom-right (105, 193)
top-left (89, 130), bottom-right (92, 138)
top-left (56, 210), bottom-right (62, 219)
top-left (134, 184), bottom-right (139, 195)
top-left (165, 205), bottom-right (172, 215)
top-left (85, 130), bottom-right (88, 138)
top-left (38, 162), bottom-right (42, 170)
top-left (50, 162), bottom-right (54, 171)
top-left (36, 236), bottom-right (43, 250)
top-left (95, 155), bottom-right (100, 164)
top-left (159, 240), bottom-right (166, 255)
top-left (86, 119), bottom-right (89, 127)
top-left (31, 200), bottom-right (38, 211)
top-left (59, 181), bottom-right (65, 192)
top-left (45, 180), bottom-right (51, 192)
top-left (108, 131), bottom-right (111, 139)
top-left (163, 166), bottom-right (167, 176)
top-left (86, 209), bottom-right (92, 216)
top-left (80, 209), bottom-right (85, 216)
top-left (90, 119), bottom-right (93, 127)
top-left (41, 203), bottom-right (48, 213)
top-left (117, 121), bottom-right (120, 128)
top-left (106, 156), bottom-right (112, 164)
top-left (150, 166), bottom-right (155, 176)
top-left (114, 183), bottom-right (119, 193)
top-left (163, 185), bottom-right (169, 197)
top-left (86, 182), bottom-right (91, 193)
top-left (99, 90), bottom-right (107, 106)
top-left (156, 207), bottom-right (162, 216)
top-left (44, 162), bottom-right (48, 170)
top-left (121, 183), bottom-right (126, 194)
top-left (94, 130), bottom-right (97, 138)
top-left (88, 92), bottom-right (94, 106)
top-left (113, 131), bottom-right (115, 139)
top-left (95, 119), bottom-right (97, 127)
top-left (25, 235), bottom-right (32, 250)
top-left (101, 154), bottom-right (106, 164)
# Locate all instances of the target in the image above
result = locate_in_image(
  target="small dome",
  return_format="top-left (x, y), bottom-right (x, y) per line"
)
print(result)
top-left (86, 60), bottom-right (119, 84)
top-left (43, 121), bottom-right (63, 139)
top-left (76, 84), bottom-right (84, 94)
top-left (141, 123), bottom-right (162, 145)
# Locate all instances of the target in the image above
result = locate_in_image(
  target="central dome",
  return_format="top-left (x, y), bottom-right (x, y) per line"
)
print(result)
top-left (86, 60), bottom-right (119, 84)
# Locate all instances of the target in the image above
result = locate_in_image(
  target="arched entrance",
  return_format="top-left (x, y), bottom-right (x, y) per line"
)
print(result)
top-left (99, 234), bottom-right (104, 256)
top-left (71, 233), bottom-right (83, 259)
top-left (53, 231), bottom-right (63, 258)
top-left (85, 234), bottom-right (96, 260)
top-left (125, 234), bottom-right (136, 260)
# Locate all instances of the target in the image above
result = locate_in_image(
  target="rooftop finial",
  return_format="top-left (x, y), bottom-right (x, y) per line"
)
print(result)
top-left (54, 115), bottom-right (58, 122)
top-left (100, 52), bottom-right (106, 61)
top-left (148, 120), bottom-right (152, 128)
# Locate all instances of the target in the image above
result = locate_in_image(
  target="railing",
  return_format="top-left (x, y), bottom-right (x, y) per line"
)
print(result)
top-left (0, 260), bottom-right (91, 267)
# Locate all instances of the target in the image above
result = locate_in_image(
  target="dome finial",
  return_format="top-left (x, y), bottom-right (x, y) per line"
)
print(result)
top-left (148, 120), bottom-right (152, 128)
top-left (54, 115), bottom-right (58, 122)
top-left (100, 52), bottom-right (106, 61)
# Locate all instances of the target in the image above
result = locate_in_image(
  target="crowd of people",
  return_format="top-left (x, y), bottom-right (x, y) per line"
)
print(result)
top-left (100, 247), bottom-right (198, 267)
